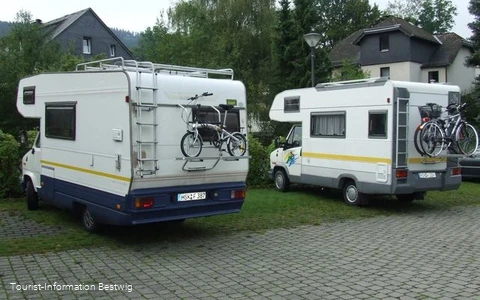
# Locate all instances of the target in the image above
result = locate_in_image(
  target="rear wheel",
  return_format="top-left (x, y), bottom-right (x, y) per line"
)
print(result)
top-left (227, 133), bottom-right (247, 156)
top-left (456, 123), bottom-right (479, 156)
top-left (343, 180), bottom-right (366, 206)
top-left (419, 122), bottom-right (445, 157)
top-left (180, 132), bottom-right (203, 157)
top-left (274, 169), bottom-right (290, 192)
top-left (26, 180), bottom-right (39, 210)
top-left (81, 207), bottom-right (100, 233)
top-left (414, 126), bottom-right (425, 155)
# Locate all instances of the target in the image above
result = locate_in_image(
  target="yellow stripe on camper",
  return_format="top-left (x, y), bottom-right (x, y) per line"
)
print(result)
top-left (408, 157), bottom-right (447, 164)
top-left (41, 160), bottom-right (131, 182)
top-left (302, 152), bottom-right (392, 164)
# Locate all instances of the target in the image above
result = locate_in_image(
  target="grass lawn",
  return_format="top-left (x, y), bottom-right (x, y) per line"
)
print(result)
top-left (0, 181), bottom-right (479, 256)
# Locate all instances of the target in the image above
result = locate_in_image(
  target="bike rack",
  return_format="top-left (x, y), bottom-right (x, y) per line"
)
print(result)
top-left (174, 155), bottom-right (250, 172)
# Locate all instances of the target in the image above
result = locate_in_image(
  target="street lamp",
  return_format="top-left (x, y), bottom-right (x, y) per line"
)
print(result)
top-left (303, 31), bottom-right (322, 87)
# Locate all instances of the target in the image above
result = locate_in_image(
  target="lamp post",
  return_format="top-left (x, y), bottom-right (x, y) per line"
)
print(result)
top-left (303, 31), bottom-right (322, 87)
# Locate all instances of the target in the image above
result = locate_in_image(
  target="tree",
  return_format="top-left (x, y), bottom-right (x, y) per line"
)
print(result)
top-left (385, 0), bottom-right (457, 34)
top-left (0, 10), bottom-right (84, 135)
top-left (331, 59), bottom-right (371, 81)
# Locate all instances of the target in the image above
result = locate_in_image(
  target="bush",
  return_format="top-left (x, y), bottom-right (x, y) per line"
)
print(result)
top-left (247, 134), bottom-right (278, 187)
top-left (0, 130), bottom-right (22, 198)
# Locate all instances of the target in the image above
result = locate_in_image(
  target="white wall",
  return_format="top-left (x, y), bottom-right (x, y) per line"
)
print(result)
top-left (361, 62), bottom-right (422, 81)
top-left (446, 47), bottom-right (476, 93)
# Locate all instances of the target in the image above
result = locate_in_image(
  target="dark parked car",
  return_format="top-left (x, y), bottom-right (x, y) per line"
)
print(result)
top-left (459, 149), bottom-right (480, 179)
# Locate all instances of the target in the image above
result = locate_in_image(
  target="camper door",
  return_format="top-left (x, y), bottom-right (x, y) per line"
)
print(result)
top-left (283, 125), bottom-right (302, 177)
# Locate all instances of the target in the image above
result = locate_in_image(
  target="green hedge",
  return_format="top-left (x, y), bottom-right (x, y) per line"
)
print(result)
top-left (0, 130), bottom-right (22, 198)
top-left (246, 134), bottom-right (276, 187)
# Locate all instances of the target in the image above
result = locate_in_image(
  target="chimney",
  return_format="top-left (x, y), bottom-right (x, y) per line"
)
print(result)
top-left (35, 19), bottom-right (42, 24)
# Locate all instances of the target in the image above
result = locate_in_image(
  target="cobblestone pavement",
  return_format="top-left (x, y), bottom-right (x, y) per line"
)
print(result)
top-left (0, 212), bottom-right (64, 238)
top-left (1, 205), bottom-right (480, 300)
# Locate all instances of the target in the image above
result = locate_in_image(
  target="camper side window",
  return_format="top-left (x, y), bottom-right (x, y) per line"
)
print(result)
top-left (284, 96), bottom-right (300, 112)
top-left (45, 102), bottom-right (76, 140)
top-left (310, 112), bottom-right (346, 138)
top-left (368, 111), bottom-right (387, 138)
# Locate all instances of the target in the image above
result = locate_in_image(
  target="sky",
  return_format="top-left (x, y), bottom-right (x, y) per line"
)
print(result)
top-left (0, 0), bottom-right (474, 39)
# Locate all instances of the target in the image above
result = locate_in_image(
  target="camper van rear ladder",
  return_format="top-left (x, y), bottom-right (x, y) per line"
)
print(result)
top-left (132, 61), bottom-right (159, 177)
top-left (396, 97), bottom-right (409, 168)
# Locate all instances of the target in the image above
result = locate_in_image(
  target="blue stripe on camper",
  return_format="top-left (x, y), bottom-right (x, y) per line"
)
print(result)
top-left (37, 176), bottom-right (245, 226)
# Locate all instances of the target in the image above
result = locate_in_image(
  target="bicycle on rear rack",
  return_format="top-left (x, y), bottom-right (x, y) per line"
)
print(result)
top-left (414, 102), bottom-right (479, 157)
top-left (178, 92), bottom-right (247, 158)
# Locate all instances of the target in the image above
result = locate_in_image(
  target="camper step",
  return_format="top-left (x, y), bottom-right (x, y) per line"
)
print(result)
top-left (136, 86), bottom-right (158, 90)
top-left (138, 158), bottom-right (159, 162)
top-left (136, 141), bottom-right (158, 144)
top-left (136, 122), bottom-right (158, 126)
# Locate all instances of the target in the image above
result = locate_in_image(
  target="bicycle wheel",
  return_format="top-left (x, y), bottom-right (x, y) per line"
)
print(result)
top-left (419, 122), bottom-right (445, 157)
top-left (227, 133), bottom-right (247, 156)
top-left (455, 123), bottom-right (479, 156)
top-left (413, 125), bottom-right (425, 155)
top-left (180, 132), bottom-right (203, 157)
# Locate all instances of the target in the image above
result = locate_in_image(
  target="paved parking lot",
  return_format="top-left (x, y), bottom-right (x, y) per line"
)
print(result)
top-left (1, 205), bottom-right (480, 299)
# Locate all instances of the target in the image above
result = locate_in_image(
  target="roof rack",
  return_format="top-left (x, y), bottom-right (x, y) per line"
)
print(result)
top-left (75, 57), bottom-right (234, 79)
top-left (315, 77), bottom-right (388, 89)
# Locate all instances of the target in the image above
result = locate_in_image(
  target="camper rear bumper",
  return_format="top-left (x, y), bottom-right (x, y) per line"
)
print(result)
top-left (392, 168), bottom-right (462, 194)
top-left (88, 181), bottom-right (246, 226)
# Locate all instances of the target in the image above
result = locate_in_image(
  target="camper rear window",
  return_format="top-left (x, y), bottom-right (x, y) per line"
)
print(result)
top-left (311, 112), bottom-right (346, 138)
top-left (284, 96), bottom-right (300, 112)
top-left (45, 102), bottom-right (76, 140)
top-left (192, 107), bottom-right (240, 141)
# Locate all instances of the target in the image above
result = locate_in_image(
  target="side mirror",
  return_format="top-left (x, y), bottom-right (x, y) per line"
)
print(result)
top-left (19, 130), bottom-right (28, 148)
top-left (292, 140), bottom-right (300, 147)
top-left (274, 137), bottom-right (280, 148)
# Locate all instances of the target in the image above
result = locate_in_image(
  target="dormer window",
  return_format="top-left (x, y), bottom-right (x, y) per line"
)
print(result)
top-left (379, 34), bottom-right (389, 52)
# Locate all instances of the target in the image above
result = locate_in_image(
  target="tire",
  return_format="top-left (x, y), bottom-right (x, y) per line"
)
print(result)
top-left (274, 169), bottom-right (290, 192)
top-left (81, 206), bottom-right (100, 233)
top-left (180, 132), bottom-right (203, 157)
top-left (26, 180), bottom-right (39, 210)
top-left (419, 122), bottom-right (445, 157)
top-left (343, 180), bottom-right (366, 206)
top-left (227, 133), bottom-right (247, 156)
top-left (413, 125), bottom-right (425, 155)
top-left (396, 194), bottom-right (415, 203)
top-left (455, 123), bottom-right (479, 156)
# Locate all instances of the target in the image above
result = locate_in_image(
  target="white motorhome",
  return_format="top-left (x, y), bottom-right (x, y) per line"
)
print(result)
top-left (268, 77), bottom-right (462, 205)
top-left (17, 58), bottom-right (249, 231)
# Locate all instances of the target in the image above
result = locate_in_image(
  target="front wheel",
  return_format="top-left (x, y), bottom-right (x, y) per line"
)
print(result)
top-left (82, 206), bottom-right (101, 233)
top-left (26, 180), bottom-right (39, 210)
top-left (455, 123), bottom-right (479, 156)
top-left (274, 169), bottom-right (290, 192)
top-left (180, 132), bottom-right (203, 157)
top-left (227, 133), bottom-right (247, 156)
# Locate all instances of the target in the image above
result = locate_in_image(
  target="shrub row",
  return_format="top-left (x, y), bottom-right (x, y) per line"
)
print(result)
top-left (0, 132), bottom-right (275, 199)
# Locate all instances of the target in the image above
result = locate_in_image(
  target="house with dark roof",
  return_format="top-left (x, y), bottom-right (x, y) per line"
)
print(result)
top-left (43, 8), bottom-right (133, 60)
top-left (330, 16), bottom-right (476, 93)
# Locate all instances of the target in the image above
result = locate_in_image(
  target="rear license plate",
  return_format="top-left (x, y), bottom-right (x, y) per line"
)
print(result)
top-left (177, 192), bottom-right (207, 201)
top-left (418, 172), bottom-right (436, 179)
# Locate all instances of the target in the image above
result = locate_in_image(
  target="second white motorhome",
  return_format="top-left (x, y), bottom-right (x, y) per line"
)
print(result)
top-left (17, 58), bottom-right (249, 231)
top-left (269, 77), bottom-right (462, 205)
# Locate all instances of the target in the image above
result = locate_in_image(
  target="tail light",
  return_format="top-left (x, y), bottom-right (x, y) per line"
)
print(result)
top-left (451, 167), bottom-right (461, 176)
top-left (134, 197), bottom-right (154, 209)
top-left (396, 169), bottom-right (408, 179)
top-left (231, 189), bottom-right (246, 199)
top-left (422, 117), bottom-right (430, 123)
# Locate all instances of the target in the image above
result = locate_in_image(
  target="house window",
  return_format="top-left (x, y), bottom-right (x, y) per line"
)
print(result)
top-left (369, 111), bottom-right (387, 138)
top-left (380, 67), bottom-right (390, 77)
top-left (110, 44), bottom-right (116, 57)
top-left (379, 34), bottom-right (389, 51)
top-left (311, 112), bottom-right (346, 138)
top-left (45, 102), bottom-right (77, 140)
top-left (192, 107), bottom-right (240, 142)
top-left (284, 96), bottom-right (300, 112)
top-left (428, 71), bottom-right (439, 83)
top-left (83, 37), bottom-right (92, 54)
